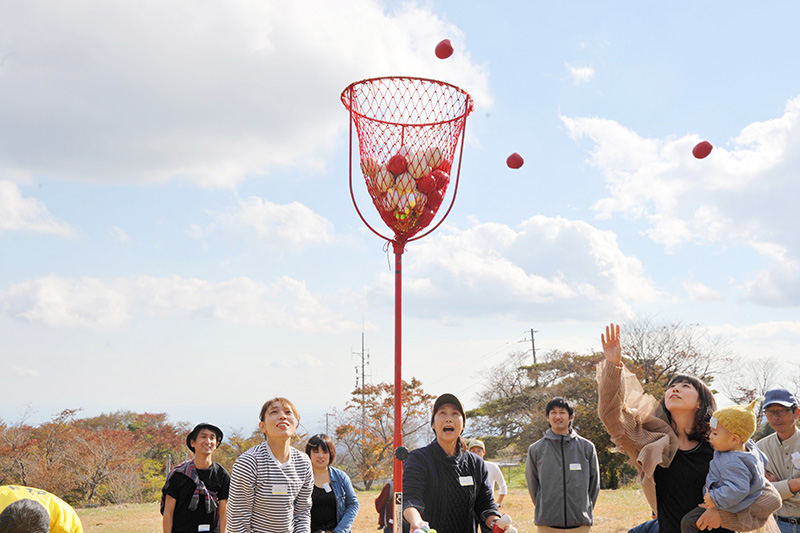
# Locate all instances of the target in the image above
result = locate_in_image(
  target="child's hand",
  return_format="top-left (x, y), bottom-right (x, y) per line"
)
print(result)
top-left (703, 493), bottom-right (715, 509)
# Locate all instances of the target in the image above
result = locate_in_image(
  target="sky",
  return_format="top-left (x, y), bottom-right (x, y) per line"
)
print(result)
top-left (3, 1), bottom-right (800, 438)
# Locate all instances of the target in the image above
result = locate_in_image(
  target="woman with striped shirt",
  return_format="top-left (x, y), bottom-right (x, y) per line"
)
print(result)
top-left (227, 397), bottom-right (314, 533)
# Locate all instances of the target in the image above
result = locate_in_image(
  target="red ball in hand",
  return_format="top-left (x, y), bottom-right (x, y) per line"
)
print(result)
top-left (692, 141), bottom-right (713, 159)
top-left (435, 39), bottom-right (454, 59)
top-left (506, 152), bottom-right (524, 169)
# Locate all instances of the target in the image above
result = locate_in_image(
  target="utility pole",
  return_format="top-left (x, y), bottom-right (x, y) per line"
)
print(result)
top-left (519, 329), bottom-right (539, 386)
top-left (353, 330), bottom-right (370, 437)
top-left (325, 412), bottom-right (333, 434)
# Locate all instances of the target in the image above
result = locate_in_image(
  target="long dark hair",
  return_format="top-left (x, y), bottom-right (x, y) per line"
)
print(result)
top-left (660, 374), bottom-right (717, 443)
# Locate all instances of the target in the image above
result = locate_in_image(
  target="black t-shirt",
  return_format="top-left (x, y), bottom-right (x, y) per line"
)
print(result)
top-left (164, 462), bottom-right (231, 533)
top-left (310, 484), bottom-right (338, 532)
top-left (654, 441), bottom-right (732, 533)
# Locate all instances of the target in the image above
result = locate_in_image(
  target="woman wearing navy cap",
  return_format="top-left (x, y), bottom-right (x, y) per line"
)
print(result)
top-left (402, 393), bottom-right (504, 533)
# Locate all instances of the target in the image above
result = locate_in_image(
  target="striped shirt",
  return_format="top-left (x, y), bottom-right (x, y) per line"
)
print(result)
top-left (227, 442), bottom-right (313, 533)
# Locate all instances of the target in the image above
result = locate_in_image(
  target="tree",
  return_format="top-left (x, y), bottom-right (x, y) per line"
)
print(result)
top-left (66, 427), bottom-right (138, 503)
top-left (333, 378), bottom-right (434, 489)
top-left (0, 412), bottom-right (37, 486)
top-left (469, 349), bottom-right (634, 489)
top-left (622, 316), bottom-right (732, 386)
top-left (214, 428), bottom-right (264, 473)
top-left (0, 409), bottom-right (188, 505)
top-left (470, 319), bottom-right (735, 489)
top-left (27, 409), bottom-right (81, 498)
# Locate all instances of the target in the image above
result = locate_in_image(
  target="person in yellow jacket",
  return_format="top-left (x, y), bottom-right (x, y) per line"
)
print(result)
top-left (0, 485), bottom-right (84, 533)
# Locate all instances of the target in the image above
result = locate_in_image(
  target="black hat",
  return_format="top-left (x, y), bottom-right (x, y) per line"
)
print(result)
top-left (186, 423), bottom-right (224, 452)
top-left (431, 393), bottom-right (466, 426)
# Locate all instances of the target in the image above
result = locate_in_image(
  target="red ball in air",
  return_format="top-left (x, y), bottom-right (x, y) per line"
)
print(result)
top-left (693, 141), bottom-right (713, 159)
top-left (435, 39), bottom-right (454, 60)
top-left (506, 152), bottom-right (524, 169)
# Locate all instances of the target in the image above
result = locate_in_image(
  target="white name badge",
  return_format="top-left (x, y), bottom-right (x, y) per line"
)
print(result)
top-left (272, 484), bottom-right (289, 495)
top-left (459, 476), bottom-right (474, 486)
top-left (198, 526), bottom-right (210, 532)
top-left (323, 482), bottom-right (332, 493)
top-left (569, 463), bottom-right (582, 471)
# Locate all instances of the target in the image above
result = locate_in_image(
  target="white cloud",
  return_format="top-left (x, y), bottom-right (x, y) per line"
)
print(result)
top-left (213, 196), bottom-right (334, 250)
top-left (270, 354), bottom-right (325, 369)
top-left (109, 226), bottom-right (130, 242)
top-left (709, 320), bottom-right (800, 371)
top-left (0, 274), bottom-right (359, 332)
top-left (565, 62), bottom-right (595, 85)
top-left (683, 280), bottom-right (723, 302)
top-left (0, 181), bottom-right (73, 235)
top-left (367, 215), bottom-right (659, 321)
top-left (562, 94), bottom-right (800, 306)
top-left (0, 1), bottom-right (490, 188)
top-left (12, 366), bottom-right (40, 378)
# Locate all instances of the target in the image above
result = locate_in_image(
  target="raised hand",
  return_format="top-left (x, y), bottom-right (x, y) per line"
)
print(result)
top-left (601, 323), bottom-right (621, 366)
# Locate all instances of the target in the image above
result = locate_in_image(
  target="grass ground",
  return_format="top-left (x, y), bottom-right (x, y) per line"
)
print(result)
top-left (77, 486), bottom-right (652, 532)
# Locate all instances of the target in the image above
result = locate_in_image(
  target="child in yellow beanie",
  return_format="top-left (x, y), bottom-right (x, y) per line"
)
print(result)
top-left (681, 398), bottom-right (778, 533)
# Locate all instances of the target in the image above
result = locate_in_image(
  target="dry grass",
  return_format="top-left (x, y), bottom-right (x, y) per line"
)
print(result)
top-left (77, 487), bottom-right (653, 532)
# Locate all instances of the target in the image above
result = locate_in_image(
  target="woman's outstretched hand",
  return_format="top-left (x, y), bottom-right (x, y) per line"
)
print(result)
top-left (601, 323), bottom-right (621, 366)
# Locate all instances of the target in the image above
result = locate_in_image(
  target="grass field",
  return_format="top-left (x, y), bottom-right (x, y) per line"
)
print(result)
top-left (76, 486), bottom-right (652, 532)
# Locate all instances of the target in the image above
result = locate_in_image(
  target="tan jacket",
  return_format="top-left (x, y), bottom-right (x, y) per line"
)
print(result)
top-left (596, 360), bottom-right (781, 531)
top-left (756, 429), bottom-right (800, 517)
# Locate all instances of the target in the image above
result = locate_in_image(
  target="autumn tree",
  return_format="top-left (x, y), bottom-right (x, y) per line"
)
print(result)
top-left (27, 409), bottom-right (81, 498)
top-left (66, 428), bottom-right (138, 503)
top-left (333, 378), bottom-right (434, 489)
top-left (0, 409), bottom-right (187, 504)
top-left (0, 416), bottom-right (37, 486)
top-left (214, 428), bottom-right (265, 473)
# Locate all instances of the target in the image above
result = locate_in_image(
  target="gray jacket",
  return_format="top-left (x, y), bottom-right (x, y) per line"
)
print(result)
top-left (525, 428), bottom-right (600, 527)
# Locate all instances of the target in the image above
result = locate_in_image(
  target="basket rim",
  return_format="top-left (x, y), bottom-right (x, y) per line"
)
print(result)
top-left (340, 75), bottom-right (474, 122)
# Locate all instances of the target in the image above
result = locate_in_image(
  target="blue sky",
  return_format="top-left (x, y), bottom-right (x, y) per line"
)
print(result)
top-left (2, 1), bottom-right (800, 437)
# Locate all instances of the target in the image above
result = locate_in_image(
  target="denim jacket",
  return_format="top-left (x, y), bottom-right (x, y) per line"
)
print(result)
top-left (329, 466), bottom-right (359, 533)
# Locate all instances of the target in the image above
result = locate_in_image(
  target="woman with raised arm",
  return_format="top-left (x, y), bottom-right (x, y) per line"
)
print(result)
top-left (598, 323), bottom-right (780, 533)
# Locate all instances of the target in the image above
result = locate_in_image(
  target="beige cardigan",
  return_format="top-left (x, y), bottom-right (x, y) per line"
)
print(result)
top-left (596, 360), bottom-right (781, 531)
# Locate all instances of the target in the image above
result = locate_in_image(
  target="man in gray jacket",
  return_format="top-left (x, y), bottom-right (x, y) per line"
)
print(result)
top-left (525, 397), bottom-right (600, 532)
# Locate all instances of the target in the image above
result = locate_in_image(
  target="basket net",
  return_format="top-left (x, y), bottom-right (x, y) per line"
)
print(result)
top-left (342, 77), bottom-right (474, 241)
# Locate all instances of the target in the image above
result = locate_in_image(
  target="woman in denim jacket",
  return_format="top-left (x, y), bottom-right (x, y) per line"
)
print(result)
top-left (305, 434), bottom-right (360, 533)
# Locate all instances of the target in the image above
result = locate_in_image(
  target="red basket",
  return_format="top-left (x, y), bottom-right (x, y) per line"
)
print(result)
top-left (342, 77), bottom-right (474, 243)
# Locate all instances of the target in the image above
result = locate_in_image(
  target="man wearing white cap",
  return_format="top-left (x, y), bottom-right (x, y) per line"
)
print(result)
top-left (756, 389), bottom-right (800, 533)
top-left (467, 440), bottom-right (507, 508)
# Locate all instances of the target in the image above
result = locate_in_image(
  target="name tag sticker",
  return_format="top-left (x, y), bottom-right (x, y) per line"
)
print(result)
top-left (198, 526), bottom-right (210, 532)
top-left (272, 484), bottom-right (289, 495)
top-left (570, 463), bottom-right (582, 471)
top-left (323, 482), bottom-right (332, 493)
top-left (459, 476), bottom-right (474, 486)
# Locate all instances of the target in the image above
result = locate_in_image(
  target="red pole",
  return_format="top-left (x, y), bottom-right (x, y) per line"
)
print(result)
top-left (392, 240), bottom-right (404, 533)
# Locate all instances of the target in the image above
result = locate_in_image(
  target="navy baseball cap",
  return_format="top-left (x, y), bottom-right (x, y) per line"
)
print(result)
top-left (763, 389), bottom-right (798, 408)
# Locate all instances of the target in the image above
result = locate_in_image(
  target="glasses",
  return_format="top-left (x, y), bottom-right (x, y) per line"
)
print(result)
top-left (764, 407), bottom-right (795, 417)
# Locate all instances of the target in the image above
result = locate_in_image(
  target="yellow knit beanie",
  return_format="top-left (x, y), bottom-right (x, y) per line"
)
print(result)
top-left (710, 398), bottom-right (760, 441)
